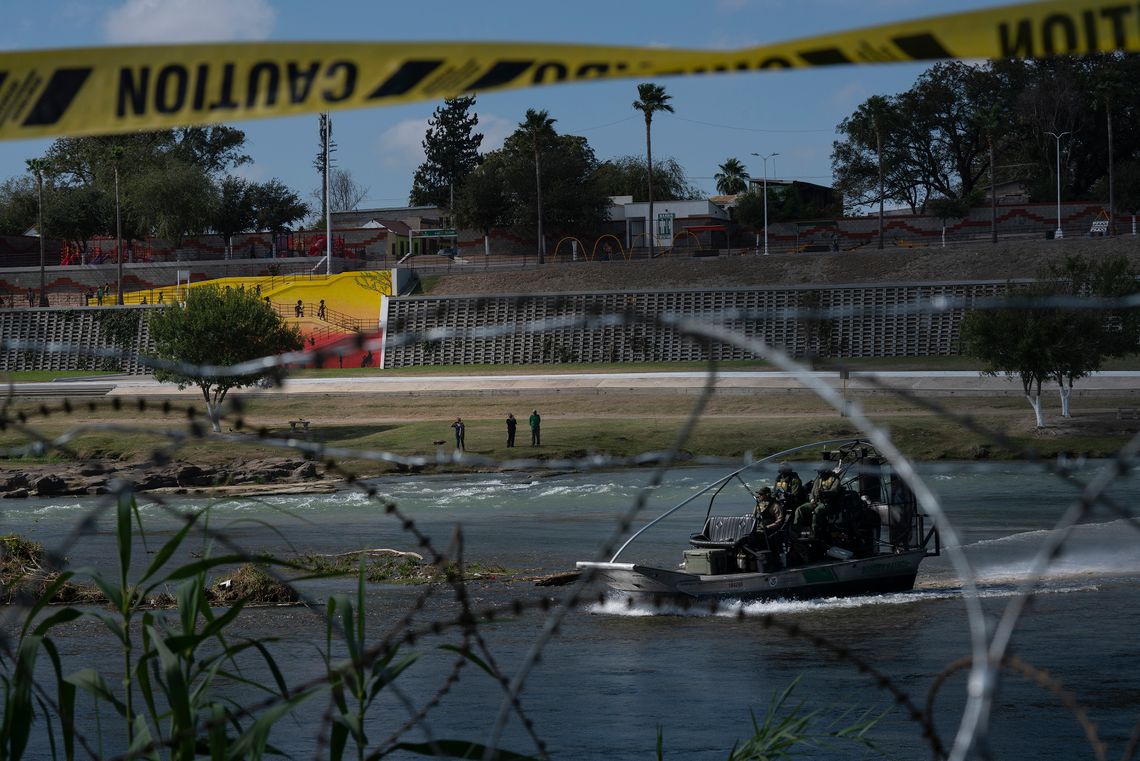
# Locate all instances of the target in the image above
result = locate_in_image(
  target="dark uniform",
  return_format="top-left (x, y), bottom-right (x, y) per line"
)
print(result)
top-left (796, 468), bottom-right (842, 540)
top-left (774, 464), bottom-right (804, 511)
top-left (506, 413), bottom-right (517, 447)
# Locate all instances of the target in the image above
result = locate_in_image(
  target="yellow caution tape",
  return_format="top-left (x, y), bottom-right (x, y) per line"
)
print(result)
top-left (0, 0), bottom-right (1134, 141)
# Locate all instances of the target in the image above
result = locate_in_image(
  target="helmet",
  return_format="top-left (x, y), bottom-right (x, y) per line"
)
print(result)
top-left (777, 462), bottom-right (792, 474)
top-left (758, 486), bottom-right (772, 496)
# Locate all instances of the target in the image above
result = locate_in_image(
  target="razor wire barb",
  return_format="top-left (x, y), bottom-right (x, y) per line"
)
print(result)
top-left (0, 294), bottom-right (1136, 761)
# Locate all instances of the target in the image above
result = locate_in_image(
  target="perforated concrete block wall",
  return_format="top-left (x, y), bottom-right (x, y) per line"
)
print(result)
top-left (382, 282), bottom-right (1012, 367)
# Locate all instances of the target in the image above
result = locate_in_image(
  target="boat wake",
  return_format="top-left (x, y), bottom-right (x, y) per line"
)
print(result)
top-left (586, 578), bottom-right (1104, 618)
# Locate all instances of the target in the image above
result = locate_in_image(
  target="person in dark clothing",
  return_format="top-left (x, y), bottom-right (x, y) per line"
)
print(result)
top-left (451, 417), bottom-right (466, 451)
top-left (295, 299), bottom-right (303, 317)
top-left (774, 463), bottom-right (805, 510)
top-left (528, 409), bottom-right (541, 446)
top-left (317, 299), bottom-right (326, 319)
top-left (506, 413), bottom-right (517, 447)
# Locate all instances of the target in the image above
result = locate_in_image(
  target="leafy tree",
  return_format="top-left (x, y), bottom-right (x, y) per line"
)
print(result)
top-left (131, 159), bottom-right (217, 244)
top-left (149, 285), bottom-right (303, 432)
top-left (169, 126), bottom-right (251, 176)
top-left (214, 176), bottom-right (258, 257)
top-left (714, 158), bottom-right (749, 195)
top-left (454, 117), bottom-right (608, 249)
top-left (454, 152), bottom-right (508, 256)
top-left (409, 96), bottom-right (484, 210)
top-left (633, 82), bottom-right (674, 257)
top-left (960, 255), bottom-right (1140, 426)
top-left (960, 281), bottom-right (1067, 428)
top-left (732, 184), bottom-right (840, 227)
top-left (0, 176), bottom-right (38, 235)
top-left (251, 179), bottom-right (308, 254)
top-left (594, 155), bottom-right (702, 202)
top-left (517, 108), bottom-right (557, 263)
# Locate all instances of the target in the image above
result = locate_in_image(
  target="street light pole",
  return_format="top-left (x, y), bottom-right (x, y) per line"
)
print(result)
top-left (115, 163), bottom-right (123, 305)
top-left (751, 152), bottom-right (779, 255)
top-left (1045, 131), bottom-right (1071, 240)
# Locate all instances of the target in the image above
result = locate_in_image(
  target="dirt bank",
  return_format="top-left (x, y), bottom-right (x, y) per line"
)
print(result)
top-left (428, 236), bottom-right (1140, 295)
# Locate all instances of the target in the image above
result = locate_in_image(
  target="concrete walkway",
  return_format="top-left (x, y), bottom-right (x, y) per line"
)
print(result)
top-left (11, 370), bottom-right (1136, 398)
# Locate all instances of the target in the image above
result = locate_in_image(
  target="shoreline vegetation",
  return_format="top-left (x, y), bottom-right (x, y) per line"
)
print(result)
top-left (0, 367), bottom-right (1137, 500)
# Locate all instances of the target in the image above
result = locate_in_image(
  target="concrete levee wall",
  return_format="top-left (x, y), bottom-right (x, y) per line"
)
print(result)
top-left (382, 281), bottom-right (1017, 367)
top-left (0, 307), bottom-right (155, 374)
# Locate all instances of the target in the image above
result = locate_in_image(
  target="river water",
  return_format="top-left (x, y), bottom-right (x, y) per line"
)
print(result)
top-left (4, 462), bottom-right (1139, 759)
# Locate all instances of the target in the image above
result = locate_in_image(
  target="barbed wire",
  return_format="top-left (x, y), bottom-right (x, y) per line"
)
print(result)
top-left (0, 297), bottom-right (1136, 760)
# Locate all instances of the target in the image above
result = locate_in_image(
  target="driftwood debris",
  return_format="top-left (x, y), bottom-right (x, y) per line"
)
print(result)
top-left (312, 548), bottom-right (425, 561)
top-left (533, 571), bottom-right (581, 587)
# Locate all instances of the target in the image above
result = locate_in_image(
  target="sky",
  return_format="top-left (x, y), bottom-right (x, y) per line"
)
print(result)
top-left (0, 0), bottom-right (1017, 211)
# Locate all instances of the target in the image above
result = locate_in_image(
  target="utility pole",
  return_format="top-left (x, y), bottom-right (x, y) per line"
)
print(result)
top-left (323, 113), bottom-right (332, 277)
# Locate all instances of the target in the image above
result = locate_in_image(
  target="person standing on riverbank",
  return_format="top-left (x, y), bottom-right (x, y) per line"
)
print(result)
top-left (451, 417), bottom-right (466, 451)
top-left (529, 409), bottom-right (541, 446)
top-left (506, 413), bottom-right (517, 447)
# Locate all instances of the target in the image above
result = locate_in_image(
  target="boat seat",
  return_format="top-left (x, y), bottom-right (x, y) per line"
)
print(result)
top-left (689, 515), bottom-right (757, 550)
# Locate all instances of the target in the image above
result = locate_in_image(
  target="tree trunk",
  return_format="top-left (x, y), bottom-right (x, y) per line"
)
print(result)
top-left (1025, 393), bottom-right (1045, 428)
top-left (1059, 383), bottom-right (1072, 418)
top-left (645, 115), bottom-right (655, 259)
top-left (534, 144), bottom-right (544, 265)
top-left (989, 135), bottom-right (997, 244)
top-left (1107, 103), bottom-right (1116, 236)
top-left (876, 122), bottom-right (884, 250)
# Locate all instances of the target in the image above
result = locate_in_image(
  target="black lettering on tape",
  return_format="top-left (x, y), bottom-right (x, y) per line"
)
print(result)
top-left (468, 61), bottom-right (534, 90)
top-left (22, 67), bottom-right (91, 126)
top-left (248, 61), bottom-right (280, 107)
top-left (287, 62), bottom-right (321, 103)
top-left (155, 65), bottom-right (188, 114)
top-left (192, 64), bottom-right (209, 110)
top-left (999, 19), bottom-right (1034, 57)
top-left (1043, 13), bottom-right (1079, 54)
top-left (532, 62), bottom-right (569, 83)
top-left (322, 61), bottom-right (356, 102)
top-left (209, 63), bottom-right (240, 111)
top-left (799, 48), bottom-right (852, 65)
top-left (690, 62), bottom-right (752, 74)
top-left (0, 73), bottom-right (7, 92)
top-left (759, 57), bottom-right (793, 68)
top-left (367, 60), bottom-right (443, 99)
top-left (1100, 5), bottom-right (1132, 49)
top-left (118, 67), bottom-right (148, 117)
top-left (575, 63), bottom-right (611, 78)
top-left (891, 33), bottom-right (953, 60)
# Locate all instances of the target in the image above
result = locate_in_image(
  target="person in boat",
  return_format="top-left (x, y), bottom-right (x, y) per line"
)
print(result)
top-left (774, 463), bottom-right (804, 510)
top-left (796, 466), bottom-right (843, 540)
top-left (753, 486), bottom-right (787, 553)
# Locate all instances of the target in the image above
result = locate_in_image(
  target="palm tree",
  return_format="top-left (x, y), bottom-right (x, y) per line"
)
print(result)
top-left (861, 95), bottom-right (892, 250)
top-left (518, 109), bottom-right (556, 264)
top-left (975, 104), bottom-right (1004, 244)
top-left (26, 158), bottom-right (50, 307)
top-left (633, 83), bottom-right (674, 258)
top-left (714, 158), bottom-right (749, 195)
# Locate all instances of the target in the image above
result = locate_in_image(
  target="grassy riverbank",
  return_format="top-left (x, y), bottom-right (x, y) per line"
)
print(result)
top-left (1, 385), bottom-right (1134, 474)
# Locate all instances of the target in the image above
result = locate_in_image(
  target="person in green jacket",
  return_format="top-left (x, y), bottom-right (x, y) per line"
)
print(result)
top-left (529, 409), bottom-right (541, 446)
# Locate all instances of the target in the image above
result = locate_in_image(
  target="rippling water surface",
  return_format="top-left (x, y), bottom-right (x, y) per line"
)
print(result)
top-left (4, 462), bottom-right (1139, 759)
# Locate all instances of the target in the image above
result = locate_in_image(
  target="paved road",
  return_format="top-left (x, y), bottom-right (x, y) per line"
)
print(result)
top-left (10, 370), bottom-right (1140, 398)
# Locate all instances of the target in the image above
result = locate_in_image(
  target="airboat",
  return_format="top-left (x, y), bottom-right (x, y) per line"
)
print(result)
top-left (576, 439), bottom-right (940, 603)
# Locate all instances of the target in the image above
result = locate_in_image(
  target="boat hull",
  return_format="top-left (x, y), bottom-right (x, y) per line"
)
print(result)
top-left (577, 549), bottom-right (926, 603)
